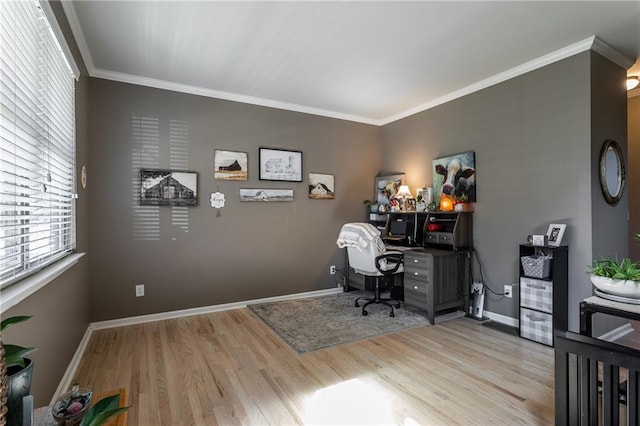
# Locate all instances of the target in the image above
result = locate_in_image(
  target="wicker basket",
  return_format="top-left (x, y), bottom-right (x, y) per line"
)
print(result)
top-left (521, 255), bottom-right (552, 279)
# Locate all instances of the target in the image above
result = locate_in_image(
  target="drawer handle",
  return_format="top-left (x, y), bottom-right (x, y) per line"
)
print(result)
top-left (527, 284), bottom-right (547, 290)
top-left (414, 272), bottom-right (419, 276)
top-left (526, 314), bottom-right (546, 322)
top-left (413, 259), bottom-right (419, 263)
top-left (413, 286), bottom-right (419, 290)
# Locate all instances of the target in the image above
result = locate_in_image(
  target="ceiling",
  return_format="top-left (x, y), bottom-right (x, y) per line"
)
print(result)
top-left (62, 1), bottom-right (640, 126)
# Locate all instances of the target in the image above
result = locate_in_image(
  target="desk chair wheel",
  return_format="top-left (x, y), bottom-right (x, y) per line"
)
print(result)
top-left (390, 311), bottom-right (395, 317)
top-left (362, 310), bottom-right (368, 316)
top-left (394, 302), bottom-right (401, 309)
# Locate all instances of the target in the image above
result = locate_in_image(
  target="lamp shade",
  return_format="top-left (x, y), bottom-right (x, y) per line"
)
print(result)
top-left (628, 76), bottom-right (639, 91)
top-left (395, 185), bottom-right (413, 198)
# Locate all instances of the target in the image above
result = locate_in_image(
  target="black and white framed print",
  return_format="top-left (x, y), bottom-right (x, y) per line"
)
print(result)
top-left (140, 169), bottom-right (197, 206)
top-left (258, 148), bottom-right (302, 182)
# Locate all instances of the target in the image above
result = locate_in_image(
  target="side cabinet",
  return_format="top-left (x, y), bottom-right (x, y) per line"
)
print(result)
top-left (403, 248), bottom-right (470, 324)
top-left (518, 244), bottom-right (568, 347)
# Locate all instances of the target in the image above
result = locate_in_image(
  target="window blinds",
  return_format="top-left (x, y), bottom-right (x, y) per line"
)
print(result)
top-left (0, 0), bottom-right (76, 288)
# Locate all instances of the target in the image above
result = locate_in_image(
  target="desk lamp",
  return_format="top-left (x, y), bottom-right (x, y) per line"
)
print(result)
top-left (395, 185), bottom-right (413, 211)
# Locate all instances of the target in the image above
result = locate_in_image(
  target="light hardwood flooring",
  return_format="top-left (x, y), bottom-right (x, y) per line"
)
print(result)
top-left (72, 309), bottom-right (555, 425)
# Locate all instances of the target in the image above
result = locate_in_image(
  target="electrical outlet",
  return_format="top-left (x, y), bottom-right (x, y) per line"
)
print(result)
top-left (329, 265), bottom-right (336, 275)
top-left (136, 284), bottom-right (145, 297)
top-left (504, 284), bottom-right (512, 298)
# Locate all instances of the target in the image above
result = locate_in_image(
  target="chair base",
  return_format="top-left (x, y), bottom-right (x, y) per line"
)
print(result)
top-left (355, 284), bottom-right (402, 317)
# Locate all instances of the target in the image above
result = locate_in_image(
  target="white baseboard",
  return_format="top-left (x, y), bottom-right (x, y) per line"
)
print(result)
top-left (53, 287), bottom-right (343, 399)
top-left (483, 310), bottom-right (519, 328)
top-left (51, 324), bottom-right (94, 404)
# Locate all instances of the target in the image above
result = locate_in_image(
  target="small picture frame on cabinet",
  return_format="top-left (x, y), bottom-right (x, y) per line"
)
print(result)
top-left (546, 224), bottom-right (566, 247)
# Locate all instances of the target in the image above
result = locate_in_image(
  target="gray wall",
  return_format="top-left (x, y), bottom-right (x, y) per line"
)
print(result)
top-left (629, 95), bottom-right (640, 261)
top-left (87, 79), bottom-right (380, 321)
top-left (2, 1), bottom-right (91, 406)
top-left (588, 53), bottom-right (630, 336)
top-left (381, 51), bottom-right (628, 331)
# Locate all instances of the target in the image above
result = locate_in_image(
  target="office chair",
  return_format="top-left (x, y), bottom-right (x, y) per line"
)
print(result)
top-left (337, 223), bottom-right (404, 317)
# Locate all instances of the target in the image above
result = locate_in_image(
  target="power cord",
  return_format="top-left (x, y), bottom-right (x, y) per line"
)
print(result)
top-left (472, 248), bottom-right (508, 297)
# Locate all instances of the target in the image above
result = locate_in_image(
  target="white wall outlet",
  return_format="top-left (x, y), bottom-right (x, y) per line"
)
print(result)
top-left (504, 284), bottom-right (512, 298)
top-left (329, 265), bottom-right (336, 275)
top-left (136, 284), bottom-right (145, 297)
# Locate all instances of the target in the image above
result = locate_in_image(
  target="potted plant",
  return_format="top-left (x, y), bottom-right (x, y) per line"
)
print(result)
top-left (587, 257), bottom-right (640, 299)
top-left (2, 315), bottom-right (37, 426)
top-left (363, 199), bottom-right (379, 213)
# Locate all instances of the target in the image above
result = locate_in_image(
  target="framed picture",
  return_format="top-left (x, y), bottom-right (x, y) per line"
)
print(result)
top-left (214, 150), bottom-right (247, 180)
top-left (140, 169), bottom-right (197, 206)
top-left (432, 151), bottom-right (476, 203)
top-left (239, 188), bottom-right (294, 202)
top-left (546, 224), bottom-right (566, 247)
top-left (308, 173), bottom-right (334, 199)
top-left (259, 148), bottom-right (302, 182)
top-left (375, 174), bottom-right (404, 206)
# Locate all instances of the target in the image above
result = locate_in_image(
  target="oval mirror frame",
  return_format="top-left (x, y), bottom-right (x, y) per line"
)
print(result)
top-left (599, 139), bottom-right (626, 205)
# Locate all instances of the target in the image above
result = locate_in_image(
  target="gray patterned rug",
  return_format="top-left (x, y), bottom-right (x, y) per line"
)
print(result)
top-left (248, 291), bottom-right (464, 353)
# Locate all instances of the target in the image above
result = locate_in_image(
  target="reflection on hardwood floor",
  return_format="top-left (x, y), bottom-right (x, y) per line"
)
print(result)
top-left (72, 310), bottom-right (554, 425)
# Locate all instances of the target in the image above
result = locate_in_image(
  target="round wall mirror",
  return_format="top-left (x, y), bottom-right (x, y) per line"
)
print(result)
top-left (599, 139), bottom-right (625, 205)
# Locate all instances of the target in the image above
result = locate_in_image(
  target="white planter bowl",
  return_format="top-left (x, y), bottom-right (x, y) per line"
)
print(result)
top-left (590, 275), bottom-right (640, 299)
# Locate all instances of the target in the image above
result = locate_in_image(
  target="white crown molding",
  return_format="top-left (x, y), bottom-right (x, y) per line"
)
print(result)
top-left (380, 36), bottom-right (620, 125)
top-left (60, 1), bottom-right (95, 75)
top-left (92, 68), bottom-right (381, 126)
top-left (592, 37), bottom-right (636, 70)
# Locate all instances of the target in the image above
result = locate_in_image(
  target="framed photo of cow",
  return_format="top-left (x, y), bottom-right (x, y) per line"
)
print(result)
top-left (432, 151), bottom-right (476, 204)
top-left (259, 148), bottom-right (303, 182)
top-left (374, 174), bottom-right (405, 207)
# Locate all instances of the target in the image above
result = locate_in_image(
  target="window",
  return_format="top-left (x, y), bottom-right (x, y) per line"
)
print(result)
top-left (0, 0), bottom-right (77, 289)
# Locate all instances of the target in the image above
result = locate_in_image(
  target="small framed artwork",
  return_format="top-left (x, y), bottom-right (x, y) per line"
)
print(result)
top-left (374, 174), bottom-right (404, 206)
top-left (308, 173), bottom-right (334, 199)
top-left (546, 224), bottom-right (566, 247)
top-left (239, 188), bottom-right (294, 202)
top-left (214, 150), bottom-right (248, 181)
top-left (140, 169), bottom-right (197, 206)
top-left (259, 148), bottom-right (302, 182)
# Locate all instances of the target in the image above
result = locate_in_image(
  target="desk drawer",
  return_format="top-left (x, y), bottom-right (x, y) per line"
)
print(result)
top-left (520, 277), bottom-right (553, 314)
top-left (404, 277), bottom-right (428, 295)
top-left (520, 307), bottom-right (553, 346)
top-left (438, 232), bottom-right (454, 244)
top-left (403, 288), bottom-right (427, 309)
top-left (403, 252), bottom-right (432, 281)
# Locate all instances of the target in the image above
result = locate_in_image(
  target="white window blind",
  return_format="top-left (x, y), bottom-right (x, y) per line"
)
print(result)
top-left (0, 0), bottom-right (76, 289)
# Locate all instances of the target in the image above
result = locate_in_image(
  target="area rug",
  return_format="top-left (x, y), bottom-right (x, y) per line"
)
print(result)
top-left (248, 291), bottom-right (464, 353)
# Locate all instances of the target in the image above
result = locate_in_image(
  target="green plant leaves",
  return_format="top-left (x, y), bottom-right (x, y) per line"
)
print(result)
top-left (1, 316), bottom-right (37, 369)
top-left (4, 344), bottom-right (36, 369)
top-left (80, 394), bottom-right (129, 426)
top-left (588, 258), bottom-right (640, 281)
top-left (0, 315), bottom-right (32, 331)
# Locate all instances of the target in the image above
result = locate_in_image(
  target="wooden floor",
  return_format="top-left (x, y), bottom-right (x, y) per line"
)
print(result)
top-left (72, 310), bottom-right (555, 425)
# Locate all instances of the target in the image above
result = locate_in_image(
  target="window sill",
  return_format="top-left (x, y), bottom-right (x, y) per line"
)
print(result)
top-left (0, 253), bottom-right (85, 314)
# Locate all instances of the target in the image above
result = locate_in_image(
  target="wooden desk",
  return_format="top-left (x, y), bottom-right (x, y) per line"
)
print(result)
top-left (34, 388), bottom-right (127, 426)
top-left (580, 295), bottom-right (640, 337)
